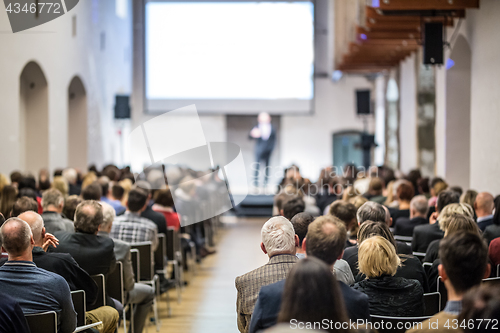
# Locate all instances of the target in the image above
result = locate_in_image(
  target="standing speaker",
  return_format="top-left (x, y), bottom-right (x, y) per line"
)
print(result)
top-left (424, 22), bottom-right (444, 65)
top-left (356, 90), bottom-right (371, 115)
top-left (114, 95), bottom-right (130, 119)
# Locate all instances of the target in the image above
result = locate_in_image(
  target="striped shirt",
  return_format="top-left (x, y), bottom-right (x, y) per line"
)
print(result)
top-left (110, 211), bottom-right (158, 250)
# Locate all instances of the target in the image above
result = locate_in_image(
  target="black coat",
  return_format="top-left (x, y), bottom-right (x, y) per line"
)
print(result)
top-left (352, 275), bottom-right (424, 317)
top-left (248, 278), bottom-right (370, 333)
top-left (412, 222), bottom-right (444, 253)
top-left (394, 217), bottom-right (428, 237)
top-left (51, 231), bottom-right (116, 277)
top-left (484, 224), bottom-right (500, 245)
top-left (250, 125), bottom-right (276, 159)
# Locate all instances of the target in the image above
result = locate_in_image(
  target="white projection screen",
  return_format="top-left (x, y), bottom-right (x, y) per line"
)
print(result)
top-left (145, 0), bottom-right (315, 114)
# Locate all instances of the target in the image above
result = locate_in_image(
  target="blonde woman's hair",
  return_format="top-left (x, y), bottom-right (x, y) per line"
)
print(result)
top-left (444, 213), bottom-right (481, 237)
top-left (0, 174), bottom-right (10, 193)
top-left (438, 203), bottom-right (474, 232)
top-left (81, 172), bottom-right (98, 190)
top-left (358, 236), bottom-right (400, 279)
top-left (349, 195), bottom-right (368, 210)
top-left (51, 176), bottom-right (69, 197)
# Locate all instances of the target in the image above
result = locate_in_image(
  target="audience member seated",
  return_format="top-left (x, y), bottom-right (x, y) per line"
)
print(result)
top-left (489, 237), bottom-right (500, 268)
top-left (62, 195), bottom-right (82, 221)
top-left (0, 218), bottom-right (77, 333)
top-left (328, 200), bottom-right (357, 247)
top-left (276, 257), bottom-right (352, 333)
top-left (81, 181), bottom-right (102, 201)
top-left (62, 168), bottom-right (81, 196)
top-left (353, 236), bottom-right (424, 317)
top-left (281, 196), bottom-right (305, 221)
top-left (0, 291), bottom-right (30, 333)
top-left (424, 204), bottom-right (476, 264)
top-left (428, 178), bottom-right (447, 208)
top-left (52, 200), bottom-right (117, 281)
top-left (427, 213), bottom-right (482, 292)
top-left (235, 216), bottom-right (299, 333)
top-left (412, 190), bottom-right (459, 253)
top-left (483, 198), bottom-right (500, 245)
top-left (249, 216), bottom-right (370, 333)
top-left (110, 188), bottom-right (159, 250)
top-left (461, 189), bottom-right (478, 209)
top-left (14, 211), bottom-right (119, 332)
top-left (290, 212), bottom-right (353, 285)
top-left (365, 177), bottom-right (386, 204)
top-left (343, 202), bottom-right (411, 276)
top-left (353, 221), bottom-right (429, 292)
top-left (458, 284), bottom-right (500, 333)
top-left (99, 176), bottom-right (126, 216)
top-left (407, 232), bottom-right (490, 333)
top-left (474, 192), bottom-right (495, 231)
top-left (41, 188), bottom-right (75, 234)
top-left (11, 197), bottom-right (38, 217)
top-left (135, 181), bottom-right (168, 236)
top-left (152, 187), bottom-right (181, 231)
top-left (394, 195), bottom-right (428, 237)
top-left (0, 185), bottom-right (17, 217)
top-left (389, 180), bottom-right (414, 225)
top-left (99, 202), bottom-right (154, 333)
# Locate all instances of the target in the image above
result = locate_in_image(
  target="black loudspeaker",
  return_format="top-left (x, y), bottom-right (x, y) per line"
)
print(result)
top-left (114, 95), bottom-right (130, 119)
top-left (423, 22), bottom-right (444, 65)
top-left (356, 90), bottom-right (371, 115)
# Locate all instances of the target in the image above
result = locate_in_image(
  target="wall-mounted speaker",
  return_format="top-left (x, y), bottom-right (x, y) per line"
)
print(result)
top-left (424, 22), bottom-right (444, 65)
top-left (356, 90), bottom-right (371, 115)
top-left (114, 95), bottom-right (130, 119)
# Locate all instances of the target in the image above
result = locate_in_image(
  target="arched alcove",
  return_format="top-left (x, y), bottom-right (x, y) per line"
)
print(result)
top-left (68, 76), bottom-right (88, 170)
top-left (19, 61), bottom-right (49, 174)
top-left (445, 35), bottom-right (471, 188)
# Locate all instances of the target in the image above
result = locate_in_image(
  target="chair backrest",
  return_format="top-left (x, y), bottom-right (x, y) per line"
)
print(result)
top-left (483, 276), bottom-right (500, 286)
top-left (155, 233), bottom-right (167, 269)
top-left (413, 252), bottom-right (426, 262)
top-left (130, 248), bottom-right (140, 281)
top-left (423, 292), bottom-right (441, 316)
top-left (422, 262), bottom-right (433, 275)
top-left (370, 315), bottom-right (431, 333)
top-left (107, 261), bottom-right (125, 305)
top-left (394, 235), bottom-right (413, 246)
top-left (497, 264), bottom-right (500, 278)
top-left (71, 290), bottom-right (86, 327)
top-left (437, 276), bottom-right (448, 310)
top-left (90, 274), bottom-right (106, 308)
top-left (131, 242), bottom-right (154, 281)
top-left (25, 311), bottom-right (57, 333)
top-left (166, 228), bottom-right (176, 260)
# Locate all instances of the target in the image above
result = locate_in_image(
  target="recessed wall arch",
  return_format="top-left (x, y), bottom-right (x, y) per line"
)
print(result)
top-left (68, 75), bottom-right (88, 170)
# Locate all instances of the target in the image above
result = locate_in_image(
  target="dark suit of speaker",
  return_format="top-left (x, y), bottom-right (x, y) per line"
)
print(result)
top-left (250, 125), bottom-right (276, 187)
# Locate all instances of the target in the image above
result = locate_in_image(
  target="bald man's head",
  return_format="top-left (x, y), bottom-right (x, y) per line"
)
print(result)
top-left (0, 218), bottom-right (33, 257)
top-left (475, 192), bottom-right (495, 217)
top-left (18, 211), bottom-right (44, 244)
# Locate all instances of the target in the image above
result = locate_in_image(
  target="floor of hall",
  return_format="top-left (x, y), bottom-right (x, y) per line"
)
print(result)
top-left (124, 217), bottom-right (268, 333)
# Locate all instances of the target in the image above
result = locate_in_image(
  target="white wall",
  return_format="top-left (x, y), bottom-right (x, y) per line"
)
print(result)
top-left (0, 0), bottom-right (132, 175)
top-left (433, 0), bottom-right (500, 194)
top-left (399, 53), bottom-right (418, 174)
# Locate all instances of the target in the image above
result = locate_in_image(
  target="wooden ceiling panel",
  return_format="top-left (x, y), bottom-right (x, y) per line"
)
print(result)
top-left (375, 0), bottom-right (479, 10)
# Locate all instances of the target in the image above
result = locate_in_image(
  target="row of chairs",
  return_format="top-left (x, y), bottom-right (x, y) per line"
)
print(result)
top-left (25, 290), bottom-right (102, 333)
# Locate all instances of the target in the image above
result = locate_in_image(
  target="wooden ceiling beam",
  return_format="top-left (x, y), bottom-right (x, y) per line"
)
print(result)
top-left (375, 0), bottom-right (479, 10)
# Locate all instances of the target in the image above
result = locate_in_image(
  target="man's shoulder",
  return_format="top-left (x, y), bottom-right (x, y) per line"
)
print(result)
top-left (236, 256), bottom-right (297, 288)
top-left (406, 312), bottom-right (458, 333)
top-left (259, 279), bottom-right (286, 298)
top-left (339, 281), bottom-right (368, 301)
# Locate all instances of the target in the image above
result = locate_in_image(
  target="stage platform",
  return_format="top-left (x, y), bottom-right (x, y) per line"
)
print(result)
top-left (233, 194), bottom-right (274, 217)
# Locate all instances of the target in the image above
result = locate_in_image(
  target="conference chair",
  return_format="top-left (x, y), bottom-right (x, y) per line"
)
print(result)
top-left (423, 292), bottom-right (441, 316)
top-left (131, 242), bottom-right (160, 331)
top-left (370, 315), bottom-right (431, 333)
top-left (436, 276), bottom-right (448, 310)
top-left (483, 276), bottom-right (500, 286)
top-left (71, 290), bottom-right (103, 333)
top-left (130, 248), bottom-right (140, 281)
top-left (25, 311), bottom-right (57, 333)
top-left (394, 235), bottom-right (413, 246)
top-left (155, 233), bottom-right (182, 307)
top-left (90, 274), bottom-right (106, 309)
top-left (497, 264), bottom-right (500, 277)
top-left (107, 262), bottom-right (133, 333)
top-left (422, 262), bottom-right (433, 275)
top-left (413, 252), bottom-right (426, 263)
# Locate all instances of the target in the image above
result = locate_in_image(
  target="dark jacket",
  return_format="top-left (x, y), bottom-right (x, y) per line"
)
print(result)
top-left (343, 241), bottom-right (412, 277)
top-left (0, 291), bottom-right (30, 333)
top-left (51, 232), bottom-right (116, 277)
top-left (250, 125), bottom-right (276, 159)
top-left (483, 224), bottom-right (500, 245)
top-left (352, 275), bottom-right (424, 317)
top-left (141, 206), bottom-right (168, 236)
top-left (31, 247), bottom-right (97, 307)
top-left (412, 222), bottom-right (444, 253)
top-left (394, 217), bottom-right (428, 237)
top-left (477, 217), bottom-right (494, 232)
top-left (423, 239), bottom-right (441, 264)
top-left (354, 255), bottom-right (430, 293)
top-left (389, 208), bottom-right (410, 227)
top-left (249, 278), bottom-right (370, 333)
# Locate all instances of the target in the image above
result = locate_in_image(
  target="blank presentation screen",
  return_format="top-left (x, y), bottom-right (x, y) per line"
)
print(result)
top-left (145, 1), bottom-right (314, 114)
